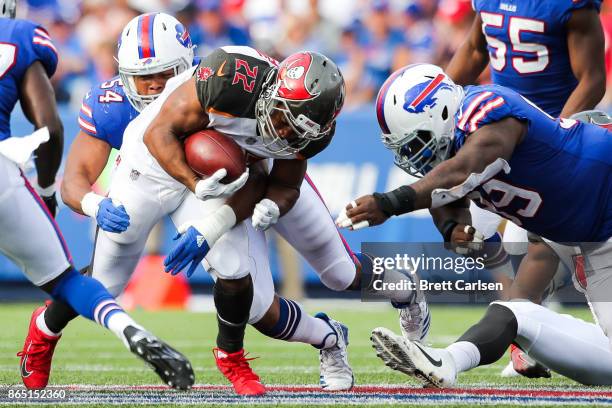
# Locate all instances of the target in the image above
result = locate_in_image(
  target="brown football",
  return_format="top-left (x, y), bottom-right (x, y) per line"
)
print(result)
top-left (184, 129), bottom-right (246, 183)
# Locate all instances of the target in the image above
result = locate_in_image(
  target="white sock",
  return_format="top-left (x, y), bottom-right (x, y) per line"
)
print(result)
top-left (106, 311), bottom-right (142, 348)
top-left (296, 314), bottom-right (338, 349)
top-left (272, 298), bottom-right (337, 349)
top-left (446, 341), bottom-right (481, 373)
top-left (37, 310), bottom-right (61, 337)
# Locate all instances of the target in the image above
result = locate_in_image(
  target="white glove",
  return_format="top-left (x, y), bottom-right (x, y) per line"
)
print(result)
top-left (252, 198), bottom-right (280, 231)
top-left (194, 168), bottom-right (249, 200)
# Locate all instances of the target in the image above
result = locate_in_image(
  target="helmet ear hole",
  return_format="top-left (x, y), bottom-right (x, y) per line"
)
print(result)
top-left (442, 106), bottom-right (448, 120)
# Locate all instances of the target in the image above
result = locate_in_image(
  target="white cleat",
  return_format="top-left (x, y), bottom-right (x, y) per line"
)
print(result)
top-left (316, 313), bottom-right (354, 391)
top-left (371, 327), bottom-right (457, 388)
top-left (396, 298), bottom-right (431, 342)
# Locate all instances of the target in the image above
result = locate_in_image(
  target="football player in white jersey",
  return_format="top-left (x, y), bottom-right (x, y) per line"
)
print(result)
top-left (103, 45), bottom-right (428, 395)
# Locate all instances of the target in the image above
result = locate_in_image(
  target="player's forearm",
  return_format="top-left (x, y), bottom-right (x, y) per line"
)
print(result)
top-left (225, 163), bottom-right (268, 222)
top-left (446, 45), bottom-right (489, 86)
top-left (560, 74), bottom-right (606, 117)
top-left (61, 170), bottom-right (95, 215)
top-left (33, 123), bottom-right (63, 188)
top-left (144, 127), bottom-right (199, 192)
top-left (411, 159), bottom-right (476, 210)
top-left (430, 200), bottom-right (472, 234)
top-left (265, 183), bottom-right (300, 216)
top-left (509, 242), bottom-right (559, 303)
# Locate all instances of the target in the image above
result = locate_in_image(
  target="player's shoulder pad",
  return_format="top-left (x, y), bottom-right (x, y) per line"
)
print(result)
top-left (78, 77), bottom-right (130, 140)
top-left (194, 48), bottom-right (230, 112)
top-left (194, 46), bottom-right (276, 117)
top-left (21, 20), bottom-right (58, 77)
top-left (456, 85), bottom-right (513, 134)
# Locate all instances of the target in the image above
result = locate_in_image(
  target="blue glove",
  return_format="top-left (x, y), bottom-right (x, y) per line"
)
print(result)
top-left (164, 226), bottom-right (210, 277)
top-left (96, 198), bottom-right (130, 233)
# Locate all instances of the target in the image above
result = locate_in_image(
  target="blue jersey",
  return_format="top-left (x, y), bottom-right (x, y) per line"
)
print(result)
top-left (78, 57), bottom-right (200, 150)
top-left (454, 85), bottom-right (612, 242)
top-left (0, 18), bottom-right (58, 141)
top-left (78, 77), bottom-right (138, 150)
top-left (473, 0), bottom-right (602, 117)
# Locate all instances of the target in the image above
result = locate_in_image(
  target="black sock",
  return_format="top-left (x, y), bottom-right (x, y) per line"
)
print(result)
top-left (214, 276), bottom-right (253, 353)
top-left (44, 300), bottom-right (79, 333)
top-left (43, 265), bottom-right (90, 333)
top-left (457, 303), bottom-right (518, 365)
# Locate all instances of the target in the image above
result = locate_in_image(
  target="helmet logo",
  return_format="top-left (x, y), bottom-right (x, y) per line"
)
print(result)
top-left (196, 66), bottom-right (214, 82)
top-left (277, 52), bottom-right (315, 100)
top-left (286, 66), bottom-right (304, 80)
top-left (175, 24), bottom-right (192, 49)
top-left (404, 74), bottom-right (453, 114)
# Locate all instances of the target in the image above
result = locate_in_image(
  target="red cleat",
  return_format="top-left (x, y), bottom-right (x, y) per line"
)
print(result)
top-left (213, 348), bottom-right (265, 396)
top-left (17, 305), bottom-right (61, 389)
top-left (510, 344), bottom-right (551, 378)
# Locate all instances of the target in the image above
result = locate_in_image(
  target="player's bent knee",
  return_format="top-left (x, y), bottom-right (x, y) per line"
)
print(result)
top-left (102, 225), bottom-right (142, 245)
top-left (318, 259), bottom-right (355, 291)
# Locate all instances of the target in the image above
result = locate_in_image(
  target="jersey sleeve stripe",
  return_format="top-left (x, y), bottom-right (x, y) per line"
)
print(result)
top-left (78, 117), bottom-right (97, 134)
top-left (80, 103), bottom-right (93, 118)
top-left (33, 28), bottom-right (51, 40)
top-left (458, 91), bottom-right (492, 129)
top-left (469, 96), bottom-right (505, 132)
top-left (33, 37), bottom-right (58, 55)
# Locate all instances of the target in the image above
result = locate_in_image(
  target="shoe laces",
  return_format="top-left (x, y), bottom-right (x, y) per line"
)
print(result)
top-left (399, 303), bottom-right (424, 331)
top-left (219, 351), bottom-right (260, 382)
top-left (17, 341), bottom-right (53, 369)
top-left (320, 334), bottom-right (350, 377)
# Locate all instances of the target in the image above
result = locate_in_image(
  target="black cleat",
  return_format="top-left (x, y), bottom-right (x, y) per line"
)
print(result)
top-left (124, 326), bottom-right (195, 390)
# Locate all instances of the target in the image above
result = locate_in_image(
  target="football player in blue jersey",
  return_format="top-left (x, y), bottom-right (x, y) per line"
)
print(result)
top-left (445, 0), bottom-right (606, 377)
top-left (339, 64), bottom-right (612, 387)
top-left (0, 3), bottom-right (194, 390)
top-left (16, 11), bottom-right (197, 391)
top-left (447, 0), bottom-right (605, 118)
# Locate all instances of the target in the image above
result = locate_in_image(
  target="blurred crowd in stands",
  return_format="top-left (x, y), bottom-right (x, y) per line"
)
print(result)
top-left (15, 0), bottom-right (612, 111)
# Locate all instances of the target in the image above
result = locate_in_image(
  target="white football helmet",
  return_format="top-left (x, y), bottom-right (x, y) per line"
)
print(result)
top-left (376, 64), bottom-right (464, 177)
top-left (117, 12), bottom-right (194, 111)
top-left (0, 0), bottom-right (16, 18)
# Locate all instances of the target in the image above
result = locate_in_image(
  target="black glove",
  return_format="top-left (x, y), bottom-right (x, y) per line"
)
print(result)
top-left (41, 193), bottom-right (58, 218)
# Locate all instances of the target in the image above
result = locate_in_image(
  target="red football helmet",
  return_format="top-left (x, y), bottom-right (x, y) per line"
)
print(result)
top-left (255, 51), bottom-right (345, 155)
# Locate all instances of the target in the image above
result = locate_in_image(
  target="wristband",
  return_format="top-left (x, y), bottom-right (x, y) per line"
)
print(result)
top-left (373, 185), bottom-right (416, 216)
top-left (441, 219), bottom-right (459, 242)
top-left (191, 204), bottom-right (237, 248)
top-left (35, 183), bottom-right (55, 197)
top-left (81, 192), bottom-right (104, 218)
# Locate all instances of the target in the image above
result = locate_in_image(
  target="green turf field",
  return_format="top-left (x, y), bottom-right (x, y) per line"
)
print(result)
top-left (0, 302), bottom-right (597, 387)
top-left (0, 302), bottom-right (608, 407)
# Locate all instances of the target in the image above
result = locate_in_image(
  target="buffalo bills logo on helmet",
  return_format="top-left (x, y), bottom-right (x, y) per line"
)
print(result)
top-left (175, 24), bottom-right (192, 49)
top-left (404, 74), bottom-right (453, 114)
top-left (277, 52), bottom-right (316, 100)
